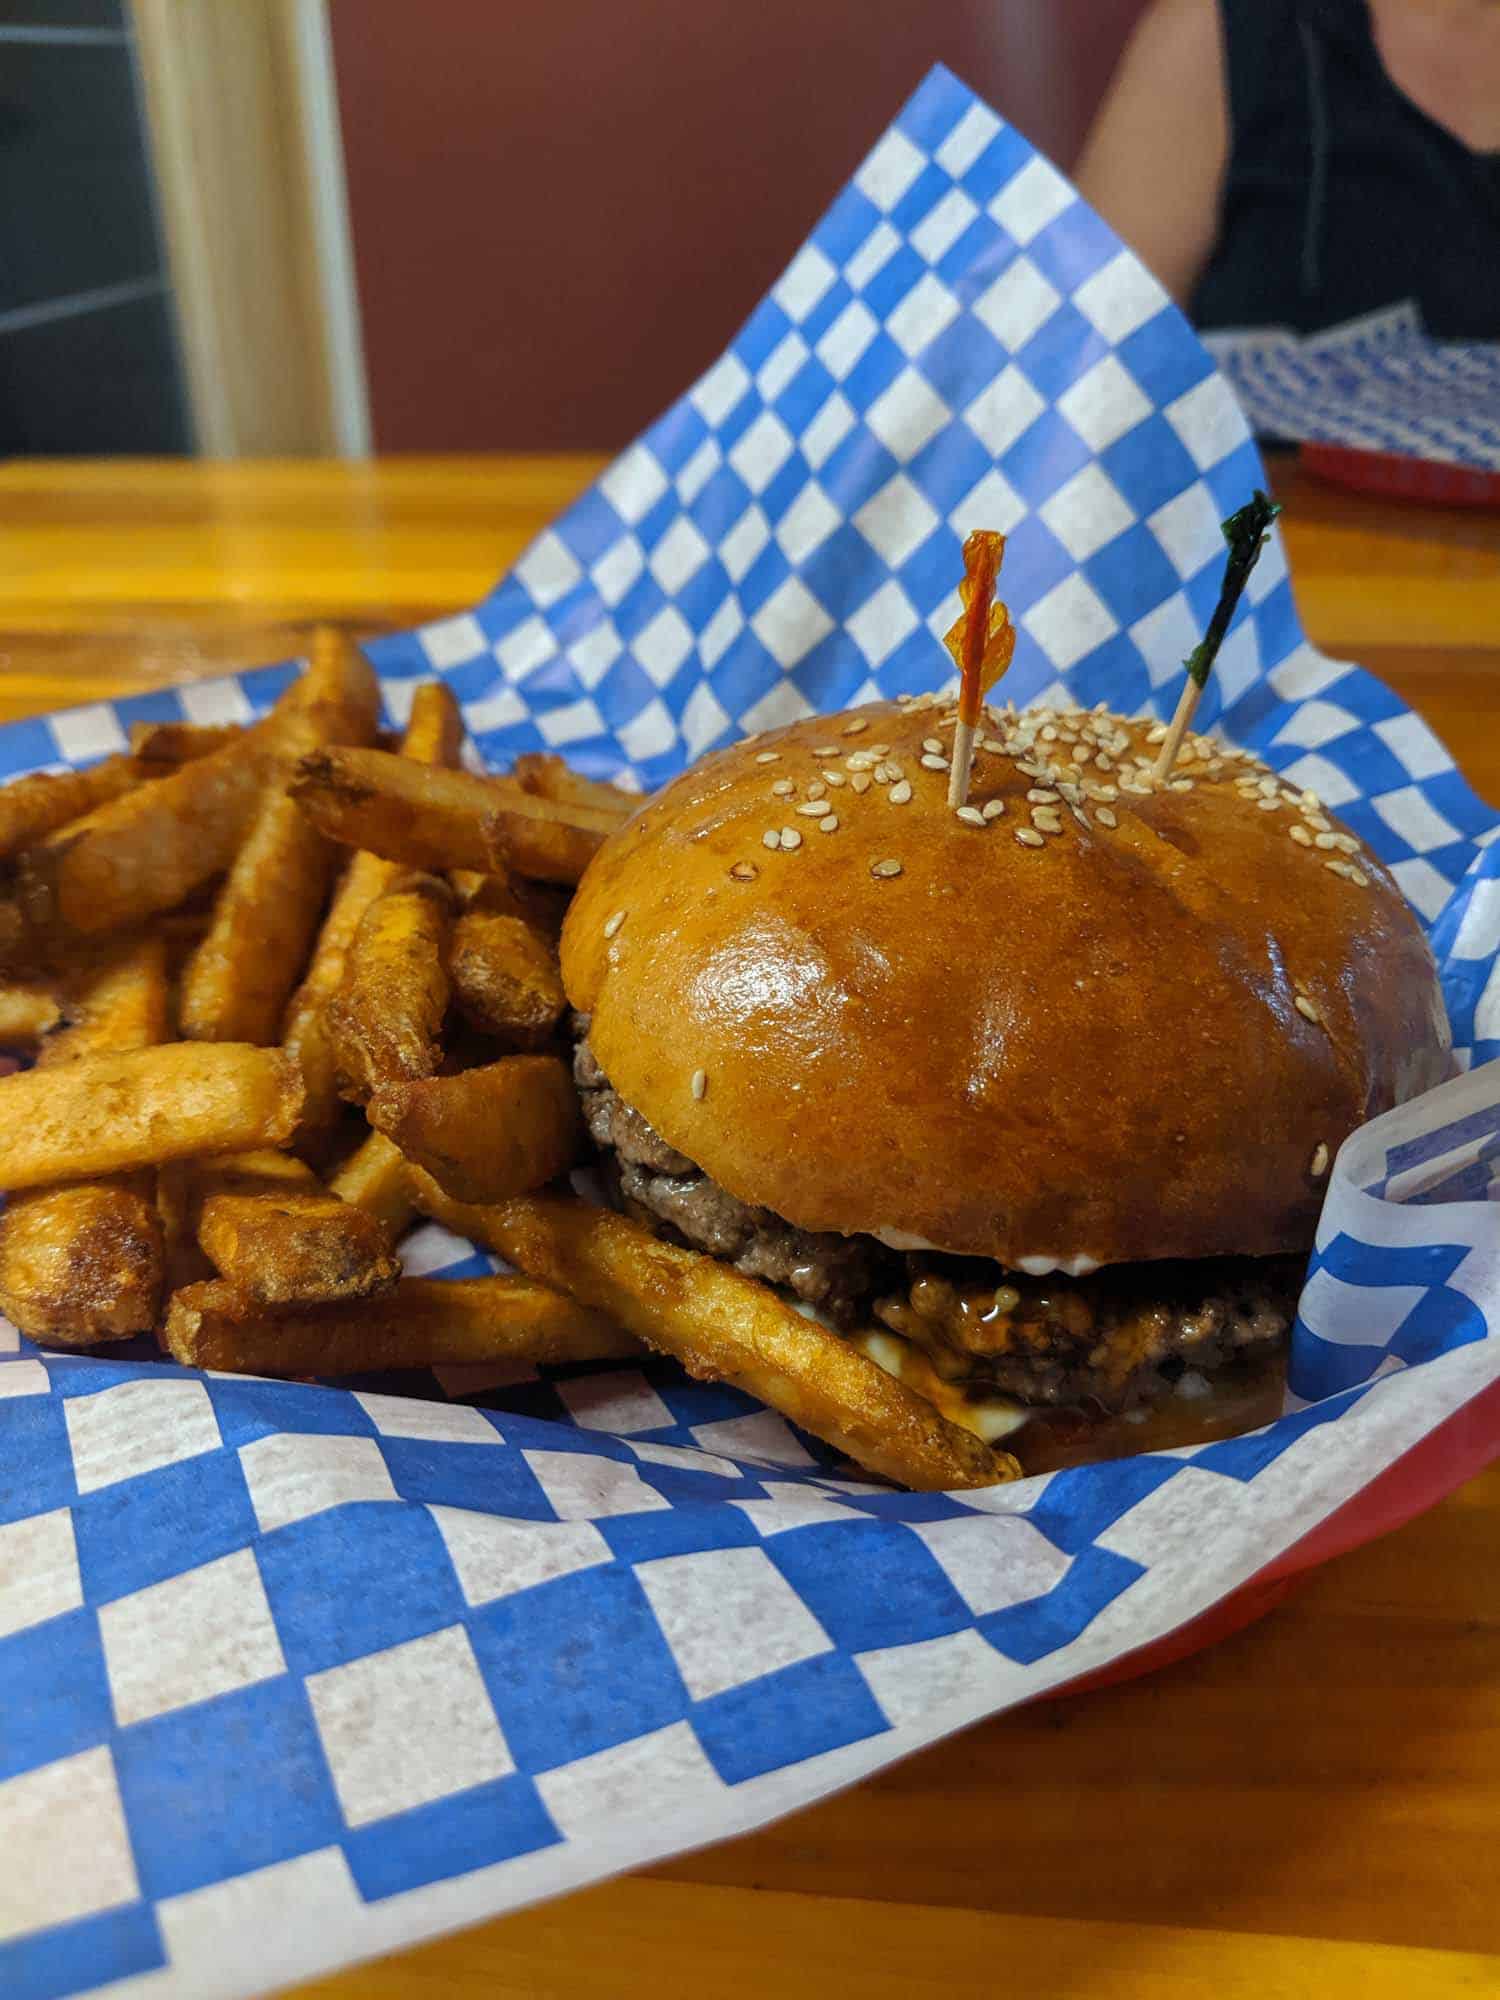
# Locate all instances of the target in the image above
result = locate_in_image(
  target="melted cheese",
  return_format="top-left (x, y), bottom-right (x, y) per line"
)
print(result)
top-left (850, 1329), bottom-right (1029, 1443)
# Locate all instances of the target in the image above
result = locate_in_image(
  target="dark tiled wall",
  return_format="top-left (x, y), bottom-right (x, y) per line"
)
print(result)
top-left (0, 2), bottom-right (190, 454)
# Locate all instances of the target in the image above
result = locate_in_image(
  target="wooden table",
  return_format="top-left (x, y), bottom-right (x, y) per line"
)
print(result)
top-left (2, 454), bottom-right (1497, 1999)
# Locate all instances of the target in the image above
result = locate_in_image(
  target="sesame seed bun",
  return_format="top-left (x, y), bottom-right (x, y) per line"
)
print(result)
top-left (562, 699), bottom-right (1450, 1270)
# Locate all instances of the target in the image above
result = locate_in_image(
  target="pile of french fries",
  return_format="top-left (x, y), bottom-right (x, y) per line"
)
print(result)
top-left (0, 634), bottom-right (1009, 1491)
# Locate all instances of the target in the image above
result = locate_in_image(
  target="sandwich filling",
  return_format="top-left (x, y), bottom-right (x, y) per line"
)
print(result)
top-left (576, 1029), bottom-right (1298, 1416)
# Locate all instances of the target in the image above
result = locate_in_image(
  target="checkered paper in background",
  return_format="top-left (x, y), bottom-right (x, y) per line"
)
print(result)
top-left (1205, 303), bottom-right (1500, 471)
top-left (2, 66), bottom-right (1499, 2000)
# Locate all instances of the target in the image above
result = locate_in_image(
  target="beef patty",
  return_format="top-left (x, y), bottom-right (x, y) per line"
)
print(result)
top-left (574, 1026), bottom-right (1298, 1413)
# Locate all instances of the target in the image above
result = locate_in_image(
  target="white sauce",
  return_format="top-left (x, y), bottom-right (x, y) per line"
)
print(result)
top-left (871, 1227), bottom-right (1101, 1278)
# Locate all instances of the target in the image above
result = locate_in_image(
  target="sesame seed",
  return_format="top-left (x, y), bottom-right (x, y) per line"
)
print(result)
top-left (1097, 806), bottom-right (1118, 828)
top-left (874, 768), bottom-right (891, 787)
top-left (920, 753), bottom-right (947, 772)
top-left (1310, 1141), bottom-right (1330, 1178)
top-left (755, 751), bottom-right (780, 764)
top-left (820, 814), bottom-right (839, 832)
top-left (842, 717), bottom-right (869, 735)
top-left (923, 737), bottom-right (943, 754)
top-left (871, 857), bottom-right (903, 879)
top-left (1040, 725), bottom-right (1058, 742)
top-left (1302, 789), bottom-right (1322, 809)
top-left (889, 780), bottom-right (913, 804)
top-left (796, 800), bottom-right (830, 817)
top-left (1314, 831), bottom-right (1337, 849)
top-left (1257, 796), bottom-right (1280, 811)
top-left (1289, 824), bottom-right (1313, 846)
top-left (729, 861), bottom-right (758, 881)
top-left (956, 805), bottom-right (987, 826)
top-left (822, 770), bottom-right (846, 787)
top-left (808, 781), bottom-right (826, 800)
top-left (1333, 833), bottom-right (1360, 855)
top-left (603, 909), bottom-right (626, 938)
top-left (1305, 813), bottom-right (1332, 833)
top-left (982, 798), bottom-right (1006, 819)
top-left (1170, 778), bottom-right (1195, 792)
top-left (982, 736), bottom-right (1007, 753)
top-left (1146, 722), bottom-right (1169, 743)
top-left (869, 743), bottom-right (891, 755)
top-left (812, 743), bottom-right (838, 756)
top-left (1295, 994), bottom-right (1321, 1024)
top-left (691, 1068), bottom-right (708, 1100)
top-left (846, 751), bottom-right (877, 771)
top-left (780, 826), bottom-right (802, 850)
top-left (1015, 827), bottom-right (1045, 848)
top-left (851, 773), bottom-right (872, 794)
top-left (1095, 754), bottom-right (1114, 772)
top-left (1026, 788), bottom-right (1059, 804)
top-left (763, 829), bottom-right (780, 850)
top-left (771, 778), bottom-right (794, 797)
top-left (1350, 866), bottom-right (1369, 887)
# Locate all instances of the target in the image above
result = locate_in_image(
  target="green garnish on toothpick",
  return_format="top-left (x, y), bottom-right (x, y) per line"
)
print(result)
top-left (1151, 490), bottom-right (1282, 784)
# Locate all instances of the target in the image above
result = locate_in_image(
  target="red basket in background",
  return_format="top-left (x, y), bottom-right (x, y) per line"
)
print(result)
top-left (1302, 442), bottom-right (1500, 508)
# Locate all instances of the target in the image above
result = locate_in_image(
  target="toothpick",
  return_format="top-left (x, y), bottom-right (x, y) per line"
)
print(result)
top-left (944, 531), bottom-right (1013, 809)
top-left (947, 718), bottom-right (978, 810)
top-left (1152, 490), bottom-right (1282, 785)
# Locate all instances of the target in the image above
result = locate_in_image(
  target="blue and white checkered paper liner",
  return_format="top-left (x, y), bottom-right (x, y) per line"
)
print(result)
top-left (3, 67), bottom-right (1500, 2000)
top-left (1205, 302), bottom-right (1500, 470)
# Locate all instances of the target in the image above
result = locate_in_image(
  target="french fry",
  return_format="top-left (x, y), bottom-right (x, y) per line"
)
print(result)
top-left (162, 1274), bottom-right (639, 1376)
top-left (0, 1044), bottom-right (303, 1192)
top-left (129, 721), bottom-right (245, 767)
top-left (448, 885), bottom-right (567, 1046)
top-left (395, 681), bottom-right (466, 769)
top-left (0, 984), bottom-right (61, 1046)
top-left (290, 747), bottom-right (500, 873)
top-left (450, 867), bottom-right (569, 939)
top-left (14, 654), bottom-right (356, 939)
top-left (282, 684), bottom-right (463, 1138)
top-left (513, 752), bottom-right (638, 824)
top-left (0, 754), bottom-right (142, 863)
top-left (191, 1150), bottom-right (400, 1306)
top-left (327, 1130), bottom-right (417, 1234)
top-left (369, 1055), bottom-right (581, 1204)
top-left (481, 797), bottom-right (614, 885)
top-left (0, 900), bottom-right (24, 971)
top-left (179, 632), bottom-right (380, 1044)
top-left (158, 1160), bottom-right (215, 1295)
top-left (0, 931), bottom-right (172, 1343)
top-left (413, 1182), bottom-right (1014, 1492)
top-left (325, 872), bottom-right (452, 1100)
top-left (0, 1179), bottom-right (164, 1345)
top-left (45, 930), bottom-right (170, 1064)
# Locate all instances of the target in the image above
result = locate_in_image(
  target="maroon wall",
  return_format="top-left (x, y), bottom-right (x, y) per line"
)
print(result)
top-left (329, 1), bottom-right (1147, 452)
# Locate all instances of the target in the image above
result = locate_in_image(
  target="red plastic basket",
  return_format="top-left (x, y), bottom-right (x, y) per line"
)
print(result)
top-left (1302, 441), bottom-right (1500, 508)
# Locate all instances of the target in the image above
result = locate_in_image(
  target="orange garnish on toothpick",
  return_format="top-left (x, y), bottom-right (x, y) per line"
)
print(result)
top-left (943, 530), bottom-right (1014, 809)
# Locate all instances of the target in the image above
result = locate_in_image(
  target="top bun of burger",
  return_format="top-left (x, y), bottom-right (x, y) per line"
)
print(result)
top-left (562, 698), bottom-right (1450, 1271)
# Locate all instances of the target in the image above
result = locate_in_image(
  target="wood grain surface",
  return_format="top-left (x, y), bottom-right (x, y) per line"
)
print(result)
top-left (1, 452), bottom-right (1495, 1997)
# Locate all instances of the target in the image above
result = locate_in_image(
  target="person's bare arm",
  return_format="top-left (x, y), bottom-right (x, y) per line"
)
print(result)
top-left (1073, 0), bottom-right (1229, 308)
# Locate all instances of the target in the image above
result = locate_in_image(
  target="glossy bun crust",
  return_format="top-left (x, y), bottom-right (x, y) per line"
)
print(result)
top-left (563, 701), bottom-right (1450, 1268)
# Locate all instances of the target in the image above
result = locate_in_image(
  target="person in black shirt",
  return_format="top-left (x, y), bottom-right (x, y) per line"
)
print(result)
top-left (1074, 0), bottom-right (1500, 340)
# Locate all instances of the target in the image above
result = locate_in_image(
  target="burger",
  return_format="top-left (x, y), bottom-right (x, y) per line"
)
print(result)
top-left (560, 694), bottom-right (1450, 1468)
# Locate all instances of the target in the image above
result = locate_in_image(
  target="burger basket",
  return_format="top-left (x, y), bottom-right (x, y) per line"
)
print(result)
top-left (3, 68), bottom-right (1498, 2000)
